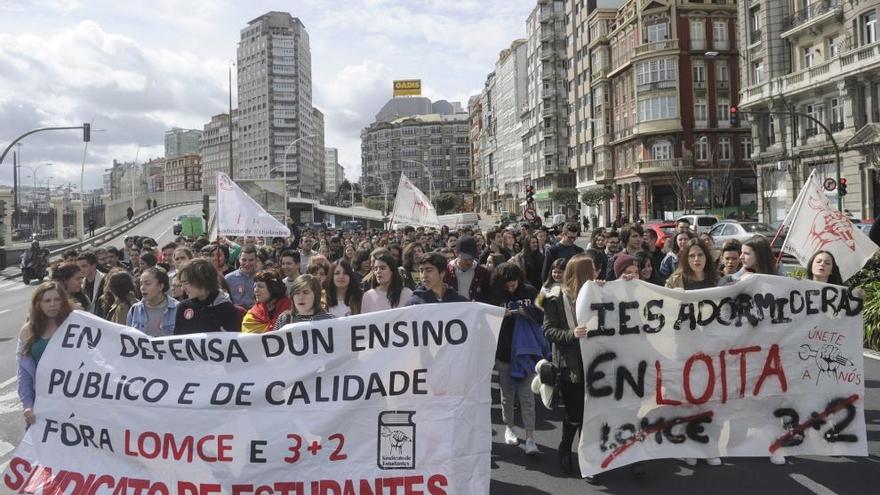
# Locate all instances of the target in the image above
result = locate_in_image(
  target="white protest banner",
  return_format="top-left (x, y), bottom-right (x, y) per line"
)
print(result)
top-left (575, 276), bottom-right (867, 477)
top-left (390, 173), bottom-right (440, 228)
top-left (781, 172), bottom-right (878, 280)
top-left (217, 172), bottom-right (291, 237)
top-left (4, 303), bottom-right (504, 494)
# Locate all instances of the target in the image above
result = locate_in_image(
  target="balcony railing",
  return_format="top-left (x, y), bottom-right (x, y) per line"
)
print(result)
top-left (750, 29), bottom-right (762, 43)
top-left (635, 158), bottom-right (686, 174)
top-left (830, 121), bottom-right (845, 133)
top-left (804, 127), bottom-right (819, 138)
top-left (634, 39), bottom-right (679, 56)
top-left (784, 0), bottom-right (842, 32)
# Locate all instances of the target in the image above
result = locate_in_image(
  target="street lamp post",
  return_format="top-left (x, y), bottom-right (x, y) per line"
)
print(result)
top-left (277, 134), bottom-right (316, 192)
top-left (131, 145), bottom-right (142, 211)
top-left (22, 163), bottom-right (50, 237)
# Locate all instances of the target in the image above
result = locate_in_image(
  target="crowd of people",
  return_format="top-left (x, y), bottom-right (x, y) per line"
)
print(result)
top-left (16, 218), bottom-right (862, 482)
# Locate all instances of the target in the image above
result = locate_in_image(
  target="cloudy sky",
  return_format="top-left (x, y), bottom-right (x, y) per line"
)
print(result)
top-left (0, 0), bottom-right (565, 190)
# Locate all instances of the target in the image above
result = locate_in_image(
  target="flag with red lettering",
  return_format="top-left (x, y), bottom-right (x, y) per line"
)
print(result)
top-left (390, 173), bottom-right (440, 228)
top-left (780, 172), bottom-right (878, 281)
top-left (575, 276), bottom-right (867, 477)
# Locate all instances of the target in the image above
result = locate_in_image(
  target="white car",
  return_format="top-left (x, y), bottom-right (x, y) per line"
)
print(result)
top-left (707, 221), bottom-right (777, 244)
top-left (677, 214), bottom-right (718, 233)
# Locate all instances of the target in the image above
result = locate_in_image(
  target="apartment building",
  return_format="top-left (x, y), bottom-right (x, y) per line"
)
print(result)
top-left (579, 0), bottom-right (753, 224)
top-left (738, 0), bottom-right (880, 222)
top-left (199, 112), bottom-right (239, 193)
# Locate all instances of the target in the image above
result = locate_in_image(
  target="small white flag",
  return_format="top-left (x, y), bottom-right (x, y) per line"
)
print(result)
top-left (782, 173), bottom-right (878, 280)
top-left (217, 173), bottom-right (290, 237)
top-left (390, 173), bottom-right (441, 228)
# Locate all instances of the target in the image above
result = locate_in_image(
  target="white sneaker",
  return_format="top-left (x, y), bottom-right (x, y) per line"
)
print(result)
top-left (683, 458), bottom-right (698, 466)
top-left (524, 437), bottom-right (540, 455)
top-left (770, 454), bottom-right (786, 465)
top-left (706, 457), bottom-right (722, 466)
top-left (504, 426), bottom-right (519, 445)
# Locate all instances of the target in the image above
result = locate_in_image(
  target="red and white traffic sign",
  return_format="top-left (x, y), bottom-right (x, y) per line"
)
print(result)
top-left (823, 177), bottom-right (837, 192)
top-left (523, 207), bottom-right (537, 222)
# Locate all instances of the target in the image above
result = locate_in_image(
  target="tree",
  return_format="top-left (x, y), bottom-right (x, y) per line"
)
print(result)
top-left (363, 197), bottom-right (385, 212)
top-left (433, 192), bottom-right (461, 215)
top-left (581, 187), bottom-right (612, 207)
top-left (549, 188), bottom-right (579, 216)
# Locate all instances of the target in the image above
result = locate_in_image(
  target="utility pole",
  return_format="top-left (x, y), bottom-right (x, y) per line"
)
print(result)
top-left (228, 61), bottom-right (235, 180)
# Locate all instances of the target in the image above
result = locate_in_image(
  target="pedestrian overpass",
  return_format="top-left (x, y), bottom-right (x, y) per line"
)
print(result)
top-left (288, 197), bottom-right (386, 228)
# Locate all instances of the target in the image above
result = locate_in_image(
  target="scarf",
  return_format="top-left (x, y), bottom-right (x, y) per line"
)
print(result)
top-left (244, 296), bottom-right (292, 333)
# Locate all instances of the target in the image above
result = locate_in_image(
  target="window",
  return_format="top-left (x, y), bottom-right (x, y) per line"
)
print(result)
top-left (651, 140), bottom-right (672, 160)
top-left (718, 137), bottom-right (731, 161)
top-left (696, 137), bottom-right (709, 161)
top-left (690, 20), bottom-right (706, 50)
top-left (695, 100), bottom-right (708, 123)
top-left (638, 96), bottom-right (677, 121)
top-left (769, 115), bottom-right (776, 145)
top-left (828, 36), bottom-right (840, 58)
top-left (713, 21), bottom-right (729, 50)
top-left (865, 11), bottom-right (877, 45)
top-left (715, 61), bottom-right (729, 87)
top-left (752, 61), bottom-right (764, 85)
top-left (749, 7), bottom-right (762, 42)
top-left (647, 23), bottom-right (668, 42)
top-left (805, 103), bottom-right (819, 136)
top-left (802, 47), bottom-right (813, 68)
top-left (693, 61), bottom-right (706, 88)
top-left (717, 100), bottom-right (730, 122)
top-left (741, 137), bottom-right (753, 159)
top-left (635, 58), bottom-right (677, 85)
top-left (831, 97), bottom-right (844, 131)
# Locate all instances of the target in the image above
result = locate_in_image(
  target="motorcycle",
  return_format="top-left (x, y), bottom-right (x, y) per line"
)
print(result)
top-left (20, 249), bottom-right (48, 285)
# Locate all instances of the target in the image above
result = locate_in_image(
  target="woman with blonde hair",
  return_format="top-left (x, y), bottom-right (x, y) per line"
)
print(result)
top-left (542, 254), bottom-right (596, 477)
top-left (18, 281), bottom-right (74, 427)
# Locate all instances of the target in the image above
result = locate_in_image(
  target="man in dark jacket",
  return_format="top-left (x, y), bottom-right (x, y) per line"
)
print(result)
top-left (541, 223), bottom-right (584, 281)
top-left (174, 259), bottom-right (241, 334)
top-left (445, 236), bottom-right (492, 303)
top-left (405, 253), bottom-right (468, 305)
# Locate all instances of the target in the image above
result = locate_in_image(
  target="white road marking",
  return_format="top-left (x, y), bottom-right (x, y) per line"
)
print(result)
top-left (0, 281), bottom-right (15, 290)
top-left (789, 473), bottom-right (839, 495)
top-left (0, 376), bottom-right (15, 389)
top-left (0, 389), bottom-right (22, 414)
top-left (0, 460), bottom-right (7, 474)
top-left (2, 284), bottom-right (28, 292)
top-left (864, 351), bottom-right (880, 362)
top-left (0, 441), bottom-right (13, 458)
top-left (0, 309), bottom-right (9, 316)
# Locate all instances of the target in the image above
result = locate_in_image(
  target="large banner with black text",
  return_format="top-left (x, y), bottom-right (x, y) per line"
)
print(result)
top-left (575, 275), bottom-right (867, 476)
top-left (4, 304), bottom-right (504, 494)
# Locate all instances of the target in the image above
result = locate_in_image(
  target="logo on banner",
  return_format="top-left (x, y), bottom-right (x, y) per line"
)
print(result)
top-left (377, 411), bottom-right (416, 469)
top-left (807, 195), bottom-right (856, 252)
top-left (218, 175), bottom-right (234, 191)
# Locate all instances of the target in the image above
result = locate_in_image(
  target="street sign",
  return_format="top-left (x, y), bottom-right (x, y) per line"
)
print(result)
top-left (823, 177), bottom-right (837, 192)
top-left (523, 207), bottom-right (537, 222)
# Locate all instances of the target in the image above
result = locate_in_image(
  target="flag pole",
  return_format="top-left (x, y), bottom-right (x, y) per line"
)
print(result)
top-left (774, 169), bottom-right (816, 264)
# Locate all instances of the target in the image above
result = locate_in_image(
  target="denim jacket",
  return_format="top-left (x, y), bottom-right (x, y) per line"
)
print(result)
top-left (127, 296), bottom-right (179, 336)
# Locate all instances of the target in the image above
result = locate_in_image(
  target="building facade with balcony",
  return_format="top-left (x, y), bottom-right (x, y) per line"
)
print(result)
top-left (477, 39), bottom-right (529, 214)
top-left (361, 97), bottom-right (471, 200)
top-left (524, 0), bottom-right (574, 215)
top-left (199, 111), bottom-right (239, 193)
top-left (468, 95), bottom-right (485, 213)
top-left (568, 1), bottom-right (616, 227)
top-left (583, 0), bottom-right (753, 224)
top-left (737, 0), bottom-right (880, 222)
top-left (165, 154), bottom-right (202, 192)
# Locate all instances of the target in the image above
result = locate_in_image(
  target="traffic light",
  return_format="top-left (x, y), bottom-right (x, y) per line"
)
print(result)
top-left (202, 194), bottom-right (210, 225)
top-left (838, 177), bottom-right (848, 196)
top-left (526, 184), bottom-right (535, 204)
top-left (83, 123), bottom-right (91, 142)
top-left (729, 106), bottom-right (739, 127)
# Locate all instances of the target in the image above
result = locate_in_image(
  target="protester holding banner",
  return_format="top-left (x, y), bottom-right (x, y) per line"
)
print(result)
top-left (718, 239), bottom-right (743, 280)
top-left (127, 267), bottom-right (178, 337)
top-left (173, 259), bottom-right (241, 334)
top-left (491, 262), bottom-right (544, 456)
top-left (241, 269), bottom-right (291, 333)
top-left (665, 239), bottom-right (718, 290)
top-left (542, 254), bottom-right (595, 477)
top-left (806, 250), bottom-right (844, 286)
top-left (326, 260), bottom-right (363, 317)
top-left (635, 251), bottom-right (662, 285)
top-left (17, 282), bottom-right (74, 428)
top-left (362, 254), bottom-right (413, 313)
top-left (273, 274), bottom-right (335, 329)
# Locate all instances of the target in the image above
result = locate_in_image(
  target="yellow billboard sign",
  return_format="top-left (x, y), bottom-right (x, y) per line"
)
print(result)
top-left (393, 79), bottom-right (421, 96)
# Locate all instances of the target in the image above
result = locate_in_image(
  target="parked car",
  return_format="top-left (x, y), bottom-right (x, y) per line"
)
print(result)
top-left (677, 214), bottom-right (719, 233)
top-left (172, 216), bottom-right (182, 235)
top-left (853, 220), bottom-right (873, 235)
top-left (642, 222), bottom-right (676, 249)
top-left (707, 220), bottom-right (786, 255)
top-left (438, 212), bottom-right (480, 229)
